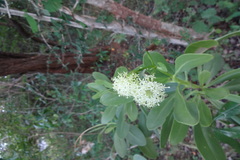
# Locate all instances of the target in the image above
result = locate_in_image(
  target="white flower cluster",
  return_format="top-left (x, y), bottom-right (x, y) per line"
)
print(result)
top-left (112, 72), bottom-right (167, 108)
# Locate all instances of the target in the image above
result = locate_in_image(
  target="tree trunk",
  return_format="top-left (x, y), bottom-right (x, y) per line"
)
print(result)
top-left (0, 47), bottom-right (110, 76)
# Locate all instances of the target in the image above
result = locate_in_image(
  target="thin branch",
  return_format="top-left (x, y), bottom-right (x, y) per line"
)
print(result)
top-left (0, 7), bottom-right (188, 46)
top-left (3, 0), bottom-right (11, 18)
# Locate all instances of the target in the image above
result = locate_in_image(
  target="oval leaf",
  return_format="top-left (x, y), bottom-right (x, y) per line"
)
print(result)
top-left (204, 88), bottom-right (230, 100)
top-left (198, 100), bottom-right (212, 127)
top-left (125, 102), bottom-right (138, 122)
top-left (139, 138), bottom-right (158, 159)
top-left (92, 72), bottom-right (111, 82)
top-left (160, 114), bottom-right (173, 148)
top-left (133, 154), bottom-right (147, 160)
top-left (169, 120), bottom-right (188, 145)
top-left (114, 133), bottom-right (127, 158)
top-left (198, 70), bottom-right (211, 86)
top-left (208, 68), bottom-right (240, 86)
top-left (100, 92), bottom-right (133, 107)
top-left (147, 95), bottom-right (174, 130)
top-left (175, 54), bottom-right (213, 75)
top-left (194, 125), bottom-right (226, 160)
top-left (184, 40), bottom-right (219, 53)
top-left (173, 88), bottom-right (199, 126)
top-left (126, 125), bottom-right (146, 146)
top-left (101, 106), bottom-right (117, 124)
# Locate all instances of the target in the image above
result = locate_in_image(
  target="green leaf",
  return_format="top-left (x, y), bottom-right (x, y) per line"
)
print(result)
top-left (25, 14), bottom-right (38, 33)
top-left (160, 114), bottom-right (173, 148)
top-left (95, 80), bottom-right (113, 88)
top-left (113, 66), bottom-right (128, 78)
top-left (201, 8), bottom-right (216, 19)
top-left (87, 83), bottom-right (106, 92)
top-left (224, 94), bottom-right (240, 104)
top-left (194, 125), bottom-right (226, 160)
top-left (198, 100), bottom-right (212, 127)
top-left (126, 125), bottom-right (146, 146)
top-left (203, 53), bottom-right (225, 80)
top-left (42, 0), bottom-right (62, 12)
top-left (100, 92), bottom-right (133, 107)
top-left (92, 72), bottom-right (111, 82)
top-left (215, 102), bottom-right (240, 120)
top-left (125, 102), bottom-right (138, 122)
top-left (114, 133), bottom-right (127, 158)
top-left (215, 30), bottom-right (240, 41)
top-left (184, 40), bottom-right (219, 53)
top-left (101, 106), bottom-right (117, 124)
top-left (193, 20), bottom-right (209, 33)
top-left (214, 127), bottom-right (240, 139)
top-left (169, 120), bottom-right (188, 145)
top-left (133, 154), bottom-right (147, 160)
top-left (214, 129), bottom-right (240, 153)
top-left (116, 109), bottom-right (130, 138)
top-left (139, 138), bottom-right (158, 159)
top-left (146, 95), bottom-right (174, 130)
top-left (92, 90), bottom-right (108, 99)
top-left (204, 88), bottom-right (230, 100)
top-left (143, 51), bottom-right (173, 73)
top-left (224, 79), bottom-right (240, 91)
top-left (156, 62), bottom-right (168, 72)
top-left (175, 54), bottom-right (213, 75)
top-left (208, 68), bottom-right (240, 86)
top-left (198, 70), bottom-right (211, 86)
top-left (138, 113), bottom-right (152, 137)
top-left (173, 88), bottom-right (199, 126)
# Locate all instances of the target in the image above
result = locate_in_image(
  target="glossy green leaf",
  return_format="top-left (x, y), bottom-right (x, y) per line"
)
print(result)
top-left (194, 125), bottom-right (226, 160)
top-left (208, 68), bottom-right (240, 86)
top-left (25, 14), bottom-right (38, 33)
top-left (113, 66), bottom-right (128, 78)
top-left (126, 125), bottom-right (146, 146)
top-left (184, 40), bottom-right (218, 53)
top-left (198, 70), bottom-right (211, 86)
top-left (146, 95), bottom-right (174, 130)
top-left (175, 54), bottom-right (213, 75)
top-left (104, 124), bottom-right (115, 134)
top-left (101, 106), bottom-right (117, 124)
top-left (224, 79), bottom-right (240, 91)
top-left (198, 100), bottom-right (212, 127)
top-left (203, 53), bottom-right (225, 80)
top-left (133, 154), bottom-right (147, 160)
top-left (214, 127), bottom-right (240, 139)
top-left (125, 102), bottom-right (138, 122)
top-left (214, 130), bottom-right (240, 153)
top-left (204, 88), bottom-right (230, 100)
top-left (100, 92), bottom-right (133, 107)
top-left (114, 133), bottom-right (127, 158)
top-left (138, 113), bottom-right (152, 137)
top-left (116, 109), bottom-right (130, 138)
top-left (160, 114), bottom-right (173, 148)
top-left (215, 30), bottom-right (240, 41)
top-left (169, 120), bottom-right (188, 145)
top-left (224, 94), bottom-right (240, 104)
top-left (215, 102), bottom-right (240, 120)
top-left (92, 72), bottom-right (111, 82)
top-left (139, 138), bottom-right (158, 159)
top-left (173, 88), bottom-right (199, 126)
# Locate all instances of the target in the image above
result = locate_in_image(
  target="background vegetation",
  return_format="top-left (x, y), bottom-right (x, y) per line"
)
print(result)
top-left (0, 0), bottom-right (239, 159)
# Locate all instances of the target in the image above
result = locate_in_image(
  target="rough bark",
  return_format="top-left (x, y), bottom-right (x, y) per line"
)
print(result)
top-left (0, 47), bottom-right (110, 76)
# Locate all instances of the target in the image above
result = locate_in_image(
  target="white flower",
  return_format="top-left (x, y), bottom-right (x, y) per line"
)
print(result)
top-left (133, 75), bottom-right (166, 108)
top-left (112, 72), bottom-right (138, 97)
top-left (112, 73), bottom-right (167, 108)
